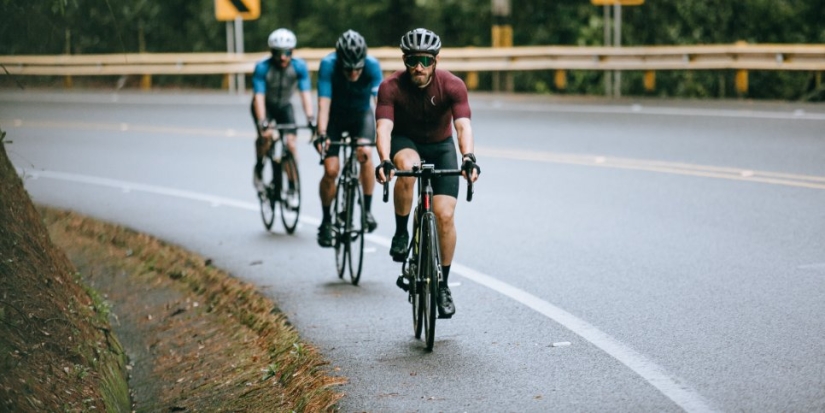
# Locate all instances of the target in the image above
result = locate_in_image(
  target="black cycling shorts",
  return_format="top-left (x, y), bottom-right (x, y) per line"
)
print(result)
top-left (390, 135), bottom-right (459, 198)
top-left (250, 100), bottom-right (297, 136)
top-left (326, 109), bottom-right (376, 159)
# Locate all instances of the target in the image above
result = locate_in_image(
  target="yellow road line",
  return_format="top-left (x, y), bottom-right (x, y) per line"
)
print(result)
top-left (477, 147), bottom-right (825, 190)
top-left (4, 118), bottom-right (823, 190)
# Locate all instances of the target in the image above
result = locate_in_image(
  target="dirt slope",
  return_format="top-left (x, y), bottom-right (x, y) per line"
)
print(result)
top-left (1, 132), bottom-right (344, 412)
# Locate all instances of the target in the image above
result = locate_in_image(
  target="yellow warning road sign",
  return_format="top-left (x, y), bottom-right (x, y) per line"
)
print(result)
top-left (215, 0), bottom-right (260, 21)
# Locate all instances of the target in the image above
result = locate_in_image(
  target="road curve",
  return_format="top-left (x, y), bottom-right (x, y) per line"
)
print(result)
top-left (3, 90), bottom-right (824, 412)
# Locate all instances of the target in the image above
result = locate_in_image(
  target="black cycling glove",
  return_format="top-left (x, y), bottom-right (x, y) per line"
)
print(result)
top-left (306, 116), bottom-right (317, 135)
top-left (461, 153), bottom-right (481, 177)
top-left (375, 160), bottom-right (395, 180)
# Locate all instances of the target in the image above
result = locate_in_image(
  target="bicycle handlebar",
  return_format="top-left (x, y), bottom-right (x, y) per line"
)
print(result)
top-left (265, 123), bottom-right (313, 131)
top-left (314, 136), bottom-right (377, 164)
top-left (382, 166), bottom-right (474, 203)
top-left (325, 140), bottom-right (377, 148)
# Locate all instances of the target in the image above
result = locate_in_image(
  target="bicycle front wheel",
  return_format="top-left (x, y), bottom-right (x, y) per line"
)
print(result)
top-left (347, 181), bottom-right (365, 286)
top-left (259, 157), bottom-right (276, 231)
top-left (421, 213), bottom-right (440, 351)
top-left (279, 153), bottom-right (300, 234)
top-left (333, 176), bottom-right (348, 280)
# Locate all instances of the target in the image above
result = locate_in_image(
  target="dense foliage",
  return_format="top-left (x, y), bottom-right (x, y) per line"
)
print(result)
top-left (1, 0), bottom-right (823, 99)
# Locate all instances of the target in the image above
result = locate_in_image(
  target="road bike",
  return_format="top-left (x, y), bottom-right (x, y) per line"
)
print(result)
top-left (258, 122), bottom-right (311, 234)
top-left (320, 133), bottom-right (376, 285)
top-left (382, 163), bottom-right (473, 351)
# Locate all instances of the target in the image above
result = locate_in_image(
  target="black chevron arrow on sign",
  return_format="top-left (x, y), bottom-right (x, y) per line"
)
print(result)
top-left (230, 0), bottom-right (250, 12)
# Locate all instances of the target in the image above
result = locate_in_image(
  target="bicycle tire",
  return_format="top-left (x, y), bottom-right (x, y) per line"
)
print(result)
top-left (259, 156), bottom-right (276, 230)
top-left (279, 153), bottom-right (300, 234)
top-left (411, 210), bottom-right (423, 339)
top-left (333, 176), bottom-right (348, 280)
top-left (347, 176), bottom-right (366, 285)
top-left (422, 213), bottom-right (440, 351)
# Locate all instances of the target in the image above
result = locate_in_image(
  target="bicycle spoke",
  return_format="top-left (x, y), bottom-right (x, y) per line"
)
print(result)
top-left (279, 154), bottom-right (300, 234)
top-left (348, 178), bottom-right (365, 285)
top-left (259, 157), bottom-right (276, 230)
top-left (333, 177), bottom-right (348, 279)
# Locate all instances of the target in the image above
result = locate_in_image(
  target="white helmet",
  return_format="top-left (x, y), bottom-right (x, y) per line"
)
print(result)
top-left (267, 28), bottom-right (297, 50)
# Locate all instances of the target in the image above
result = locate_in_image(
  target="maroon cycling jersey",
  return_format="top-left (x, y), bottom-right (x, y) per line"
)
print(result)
top-left (376, 69), bottom-right (471, 144)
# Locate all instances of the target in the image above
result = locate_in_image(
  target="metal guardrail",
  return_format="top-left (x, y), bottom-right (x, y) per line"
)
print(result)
top-left (2, 44), bottom-right (824, 76)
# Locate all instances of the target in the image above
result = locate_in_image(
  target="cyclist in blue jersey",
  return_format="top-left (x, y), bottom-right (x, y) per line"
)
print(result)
top-left (251, 28), bottom-right (315, 194)
top-left (314, 30), bottom-right (383, 247)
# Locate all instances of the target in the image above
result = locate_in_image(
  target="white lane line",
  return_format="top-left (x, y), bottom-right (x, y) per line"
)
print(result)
top-left (19, 168), bottom-right (718, 413)
top-left (452, 263), bottom-right (717, 413)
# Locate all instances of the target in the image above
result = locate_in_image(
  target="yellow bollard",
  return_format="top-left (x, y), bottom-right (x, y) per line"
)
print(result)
top-left (554, 70), bottom-right (567, 90)
top-left (466, 72), bottom-right (479, 90)
top-left (735, 70), bottom-right (748, 94)
top-left (643, 70), bottom-right (656, 92)
top-left (141, 74), bottom-right (152, 90)
top-left (64, 76), bottom-right (73, 89)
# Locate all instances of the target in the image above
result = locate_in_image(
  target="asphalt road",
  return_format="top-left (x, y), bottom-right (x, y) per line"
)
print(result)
top-left (2, 90), bottom-right (824, 412)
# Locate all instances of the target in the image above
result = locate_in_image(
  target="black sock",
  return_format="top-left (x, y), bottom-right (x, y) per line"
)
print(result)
top-left (364, 195), bottom-right (372, 211)
top-left (322, 205), bottom-right (331, 224)
top-left (442, 265), bottom-right (451, 287)
top-left (395, 214), bottom-right (409, 236)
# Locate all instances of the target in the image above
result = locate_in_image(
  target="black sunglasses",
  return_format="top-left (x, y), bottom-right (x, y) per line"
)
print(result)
top-left (403, 55), bottom-right (435, 68)
top-left (343, 64), bottom-right (365, 73)
top-left (272, 49), bottom-right (292, 57)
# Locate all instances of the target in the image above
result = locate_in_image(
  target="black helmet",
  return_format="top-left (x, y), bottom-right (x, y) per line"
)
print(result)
top-left (336, 30), bottom-right (367, 69)
top-left (400, 28), bottom-right (441, 56)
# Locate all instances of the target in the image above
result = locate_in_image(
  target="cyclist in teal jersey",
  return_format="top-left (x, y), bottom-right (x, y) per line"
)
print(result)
top-left (251, 28), bottom-right (315, 194)
top-left (314, 30), bottom-right (383, 247)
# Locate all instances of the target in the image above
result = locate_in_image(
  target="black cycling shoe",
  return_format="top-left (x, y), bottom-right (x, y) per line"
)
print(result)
top-left (365, 211), bottom-right (378, 233)
top-left (317, 222), bottom-right (333, 248)
top-left (395, 275), bottom-right (410, 292)
top-left (436, 285), bottom-right (455, 319)
top-left (389, 232), bottom-right (409, 262)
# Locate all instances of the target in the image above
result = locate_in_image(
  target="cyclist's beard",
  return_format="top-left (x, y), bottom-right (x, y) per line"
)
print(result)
top-left (410, 66), bottom-right (434, 88)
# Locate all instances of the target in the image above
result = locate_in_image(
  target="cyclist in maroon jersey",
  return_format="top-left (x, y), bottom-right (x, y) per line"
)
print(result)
top-left (375, 28), bottom-right (480, 319)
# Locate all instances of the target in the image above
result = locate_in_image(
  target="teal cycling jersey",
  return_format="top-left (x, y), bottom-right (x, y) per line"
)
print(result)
top-left (252, 57), bottom-right (311, 108)
top-left (317, 53), bottom-right (382, 113)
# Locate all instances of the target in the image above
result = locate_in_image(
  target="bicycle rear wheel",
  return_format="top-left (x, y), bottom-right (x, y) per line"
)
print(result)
top-left (333, 177), bottom-right (348, 279)
top-left (347, 181), bottom-right (365, 285)
top-left (279, 153), bottom-right (300, 234)
top-left (259, 157), bottom-right (276, 230)
top-left (421, 213), bottom-right (440, 351)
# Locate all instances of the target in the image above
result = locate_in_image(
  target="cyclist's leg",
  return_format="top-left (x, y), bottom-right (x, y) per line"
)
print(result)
top-left (389, 135), bottom-right (419, 260)
top-left (432, 195), bottom-right (457, 264)
top-left (252, 101), bottom-right (272, 191)
top-left (389, 136), bottom-right (419, 218)
top-left (274, 105), bottom-right (299, 184)
top-left (320, 123), bottom-right (342, 224)
top-left (423, 137), bottom-right (460, 280)
top-left (355, 110), bottom-right (377, 230)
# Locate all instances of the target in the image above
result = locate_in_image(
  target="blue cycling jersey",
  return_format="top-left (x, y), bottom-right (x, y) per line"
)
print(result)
top-left (317, 53), bottom-right (382, 113)
top-left (252, 57), bottom-right (311, 108)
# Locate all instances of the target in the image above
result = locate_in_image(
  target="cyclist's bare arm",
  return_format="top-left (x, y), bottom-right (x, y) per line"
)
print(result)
top-left (315, 96), bottom-right (331, 152)
top-left (454, 117), bottom-right (478, 182)
top-left (253, 94), bottom-right (273, 138)
top-left (375, 118), bottom-right (394, 183)
top-left (317, 97), bottom-right (331, 136)
top-left (299, 90), bottom-right (314, 122)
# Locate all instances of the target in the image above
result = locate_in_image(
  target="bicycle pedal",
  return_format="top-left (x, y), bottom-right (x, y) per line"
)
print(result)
top-left (395, 275), bottom-right (410, 292)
